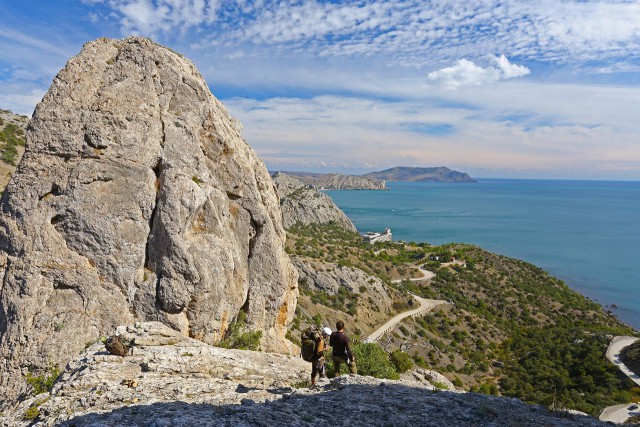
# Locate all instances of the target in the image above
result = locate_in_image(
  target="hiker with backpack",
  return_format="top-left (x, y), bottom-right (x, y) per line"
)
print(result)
top-left (301, 326), bottom-right (332, 387)
top-left (329, 320), bottom-right (357, 376)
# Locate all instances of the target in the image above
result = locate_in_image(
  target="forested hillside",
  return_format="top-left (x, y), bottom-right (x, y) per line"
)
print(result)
top-left (287, 222), bottom-right (638, 415)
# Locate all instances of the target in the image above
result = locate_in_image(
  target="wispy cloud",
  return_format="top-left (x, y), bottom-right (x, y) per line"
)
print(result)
top-left (1, 0), bottom-right (639, 178)
top-left (86, 1), bottom-right (640, 71)
top-left (91, 0), bottom-right (220, 35)
top-left (224, 80), bottom-right (640, 179)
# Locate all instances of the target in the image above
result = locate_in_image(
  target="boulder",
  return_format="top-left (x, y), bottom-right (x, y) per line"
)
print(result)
top-left (0, 37), bottom-right (297, 407)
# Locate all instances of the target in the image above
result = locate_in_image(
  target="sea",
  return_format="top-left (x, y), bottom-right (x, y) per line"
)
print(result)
top-left (326, 179), bottom-right (640, 329)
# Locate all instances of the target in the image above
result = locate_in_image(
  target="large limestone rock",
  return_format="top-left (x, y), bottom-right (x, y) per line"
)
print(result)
top-left (272, 172), bottom-right (357, 231)
top-left (0, 37), bottom-right (297, 406)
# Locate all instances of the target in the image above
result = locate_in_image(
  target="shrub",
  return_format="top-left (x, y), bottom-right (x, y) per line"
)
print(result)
top-left (25, 364), bottom-right (61, 395)
top-left (389, 350), bottom-right (413, 373)
top-left (351, 342), bottom-right (399, 380)
top-left (218, 311), bottom-right (262, 351)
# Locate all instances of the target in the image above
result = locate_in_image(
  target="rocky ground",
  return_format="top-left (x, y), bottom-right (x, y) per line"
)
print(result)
top-left (1, 322), bottom-right (609, 427)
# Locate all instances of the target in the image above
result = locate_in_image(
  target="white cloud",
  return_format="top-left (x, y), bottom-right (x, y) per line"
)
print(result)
top-left (222, 80), bottom-right (640, 179)
top-left (100, 0), bottom-right (220, 35)
top-left (426, 56), bottom-right (530, 89)
top-left (83, 0), bottom-right (640, 72)
top-left (494, 55), bottom-right (530, 79)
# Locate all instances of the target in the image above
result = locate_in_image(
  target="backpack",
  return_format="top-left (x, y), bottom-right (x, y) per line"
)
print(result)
top-left (105, 335), bottom-right (134, 357)
top-left (300, 326), bottom-right (322, 362)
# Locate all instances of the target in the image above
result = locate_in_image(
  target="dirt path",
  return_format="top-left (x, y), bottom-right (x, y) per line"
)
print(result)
top-left (366, 293), bottom-right (447, 342)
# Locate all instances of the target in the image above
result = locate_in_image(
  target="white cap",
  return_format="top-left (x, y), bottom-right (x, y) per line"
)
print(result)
top-left (322, 327), bottom-right (332, 336)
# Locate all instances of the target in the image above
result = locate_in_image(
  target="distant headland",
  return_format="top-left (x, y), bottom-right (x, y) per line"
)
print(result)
top-left (363, 166), bottom-right (475, 183)
top-left (273, 166), bottom-right (475, 190)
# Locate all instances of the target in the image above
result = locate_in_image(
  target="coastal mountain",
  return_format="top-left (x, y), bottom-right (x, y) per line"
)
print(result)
top-left (278, 171), bottom-right (386, 190)
top-left (363, 166), bottom-right (475, 182)
top-left (0, 36), bottom-right (633, 426)
top-left (272, 172), bottom-right (357, 232)
top-left (274, 167), bottom-right (474, 189)
top-left (0, 37), bottom-right (297, 407)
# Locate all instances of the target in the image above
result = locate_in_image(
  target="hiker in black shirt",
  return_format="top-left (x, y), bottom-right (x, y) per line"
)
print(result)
top-left (329, 320), bottom-right (357, 376)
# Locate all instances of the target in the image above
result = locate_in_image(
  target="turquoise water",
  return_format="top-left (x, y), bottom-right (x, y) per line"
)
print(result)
top-left (327, 179), bottom-right (640, 329)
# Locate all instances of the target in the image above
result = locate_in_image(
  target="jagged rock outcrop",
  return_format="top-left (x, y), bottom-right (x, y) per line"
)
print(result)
top-left (0, 322), bottom-right (607, 426)
top-left (280, 171), bottom-right (386, 190)
top-left (272, 172), bottom-right (357, 231)
top-left (401, 368), bottom-right (457, 391)
top-left (0, 37), bottom-right (297, 407)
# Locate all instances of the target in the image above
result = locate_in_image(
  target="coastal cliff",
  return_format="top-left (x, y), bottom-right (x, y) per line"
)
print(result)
top-left (278, 171), bottom-right (386, 190)
top-left (0, 36), bottom-right (634, 426)
top-left (272, 172), bottom-right (357, 231)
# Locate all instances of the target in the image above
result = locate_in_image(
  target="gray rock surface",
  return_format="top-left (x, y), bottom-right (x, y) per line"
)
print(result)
top-left (272, 172), bottom-right (357, 231)
top-left (294, 259), bottom-right (386, 297)
top-left (402, 368), bottom-right (457, 391)
top-left (293, 258), bottom-right (396, 318)
top-left (0, 37), bottom-right (297, 407)
top-left (0, 322), bottom-right (607, 427)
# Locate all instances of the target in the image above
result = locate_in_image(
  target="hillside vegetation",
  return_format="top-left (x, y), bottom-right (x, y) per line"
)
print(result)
top-left (0, 109), bottom-right (29, 191)
top-left (287, 222), bottom-right (638, 416)
top-left (620, 340), bottom-right (640, 378)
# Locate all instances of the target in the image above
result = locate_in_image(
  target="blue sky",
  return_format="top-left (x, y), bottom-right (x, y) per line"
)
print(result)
top-left (1, 0), bottom-right (640, 179)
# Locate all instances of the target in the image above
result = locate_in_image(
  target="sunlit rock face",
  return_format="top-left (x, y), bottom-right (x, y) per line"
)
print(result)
top-left (0, 37), bottom-right (297, 406)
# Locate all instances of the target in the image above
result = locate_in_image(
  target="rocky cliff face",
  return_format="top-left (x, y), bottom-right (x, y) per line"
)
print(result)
top-left (0, 37), bottom-right (297, 406)
top-left (272, 172), bottom-right (357, 231)
top-left (280, 172), bottom-right (386, 190)
top-left (0, 322), bottom-right (606, 427)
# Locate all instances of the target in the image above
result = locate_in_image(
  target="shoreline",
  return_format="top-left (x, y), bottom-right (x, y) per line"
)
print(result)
top-left (328, 180), bottom-right (640, 332)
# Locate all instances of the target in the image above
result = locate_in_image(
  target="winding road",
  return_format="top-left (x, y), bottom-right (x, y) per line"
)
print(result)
top-left (366, 293), bottom-right (448, 342)
top-left (599, 336), bottom-right (640, 423)
top-left (365, 267), bottom-right (446, 342)
top-left (391, 266), bottom-right (436, 284)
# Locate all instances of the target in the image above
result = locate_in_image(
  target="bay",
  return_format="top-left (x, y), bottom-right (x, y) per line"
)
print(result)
top-left (327, 179), bottom-right (640, 328)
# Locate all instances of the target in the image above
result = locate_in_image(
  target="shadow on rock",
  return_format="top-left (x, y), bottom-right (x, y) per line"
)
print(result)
top-left (57, 383), bottom-right (607, 427)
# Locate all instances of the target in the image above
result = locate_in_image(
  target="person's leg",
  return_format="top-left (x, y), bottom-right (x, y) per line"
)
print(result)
top-left (311, 359), bottom-right (319, 386)
top-left (348, 359), bottom-right (357, 374)
top-left (333, 355), bottom-right (344, 377)
top-left (318, 357), bottom-right (326, 378)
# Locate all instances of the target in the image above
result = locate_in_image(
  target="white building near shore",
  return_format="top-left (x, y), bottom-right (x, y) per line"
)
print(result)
top-left (362, 228), bottom-right (392, 244)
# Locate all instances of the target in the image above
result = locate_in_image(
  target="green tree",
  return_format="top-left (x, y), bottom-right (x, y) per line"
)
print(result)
top-left (351, 342), bottom-right (399, 379)
top-left (389, 350), bottom-right (413, 373)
